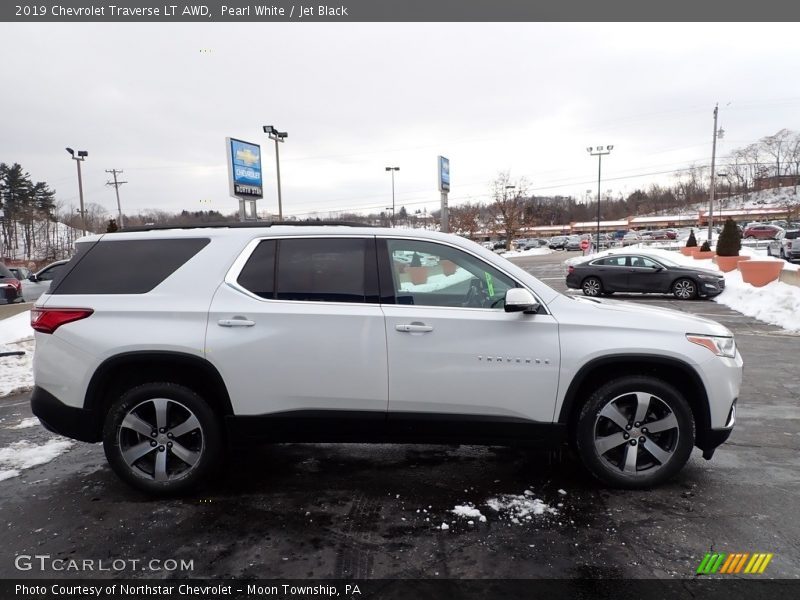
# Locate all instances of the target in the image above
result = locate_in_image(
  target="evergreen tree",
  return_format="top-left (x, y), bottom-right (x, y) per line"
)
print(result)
top-left (107, 219), bottom-right (119, 233)
top-left (716, 218), bottom-right (741, 257)
top-left (685, 229), bottom-right (697, 247)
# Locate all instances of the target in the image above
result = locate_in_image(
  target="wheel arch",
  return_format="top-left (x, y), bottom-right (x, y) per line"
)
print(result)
top-left (84, 351), bottom-right (234, 438)
top-left (558, 355), bottom-right (711, 446)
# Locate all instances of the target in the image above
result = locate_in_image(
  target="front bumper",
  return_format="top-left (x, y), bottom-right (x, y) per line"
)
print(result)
top-left (31, 386), bottom-right (101, 443)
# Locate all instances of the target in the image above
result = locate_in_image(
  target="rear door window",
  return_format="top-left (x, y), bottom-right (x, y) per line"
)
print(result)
top-left (236, 238), bottom-right (378, 304)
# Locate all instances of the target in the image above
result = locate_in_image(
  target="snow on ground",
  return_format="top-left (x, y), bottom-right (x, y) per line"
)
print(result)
top-left (451, 504), bottom-right (487, 522)
top-left (0, 311), bottom-right (35, 398)
top-left (0, 438), bottom-right (74, 481)
top-left (7, 417), bottom-right (39, 430)
top-left (563, 246), bottom-right (800, 332)
top-left (486, 492), bottom-right (558, 524)
top-left (500, 247), bottom-right (554, 258)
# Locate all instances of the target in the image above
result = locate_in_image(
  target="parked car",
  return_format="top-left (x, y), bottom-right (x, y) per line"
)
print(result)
top-left (565, 235), bottom-right (583, 251)
top-left (566, 252), bottom-right (725, 300)
top-left (31, 224), bottom-right (741, 494)
top-left (622, 231), bottom-right (643, 246)
top-left (0, 263), bottom-right (24, 304)
top-left (767, 229), bottom-right (800, 261)
top-left (21, 259), bottom-right (70, 304)
top-left (8, 266), bottom-right (32, 281)
top-left (548, 235), bottom-right (570, 250)
top-left (742, 224), bottom-right (784, 240)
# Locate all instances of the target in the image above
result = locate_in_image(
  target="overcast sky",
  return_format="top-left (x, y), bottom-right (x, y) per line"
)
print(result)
top-left (2, 22), bottom-right (800, 220)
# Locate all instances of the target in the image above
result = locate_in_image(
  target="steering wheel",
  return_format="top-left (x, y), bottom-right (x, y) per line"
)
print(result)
top-left (464, 277), bottom-right (490, 308)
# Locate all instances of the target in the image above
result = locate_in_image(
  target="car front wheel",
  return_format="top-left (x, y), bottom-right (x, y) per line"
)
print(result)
top-left (575, 376), bottom-right (695, 488)
top-left (103, 382), bottom-right (222, 495)
top-left (582, 277), bottom-right (603, 297)
top-left (672, 278), bottom-right (697, 300)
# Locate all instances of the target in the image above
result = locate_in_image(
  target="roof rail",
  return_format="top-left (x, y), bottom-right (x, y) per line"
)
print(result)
top-left (118, 221), bottom-right (375, 232)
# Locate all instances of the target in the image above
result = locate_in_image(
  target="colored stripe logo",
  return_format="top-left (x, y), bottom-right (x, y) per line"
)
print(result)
top-left (696, 552), bottom-right (773, 574)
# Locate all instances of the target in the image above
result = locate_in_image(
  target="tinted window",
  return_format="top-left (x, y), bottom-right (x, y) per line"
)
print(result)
top-left (595, 257), bottom-right (626, 266)
top-left (786, 231), bottom-right (799, 239)
top-left (237, 240), bottom-right (276, 298)
top-left (276, 238), bottom-right (371, 303)
top-left (0, 264), bottom-right (12, 278)
top-left (51, 238), bottom-right (210, 295)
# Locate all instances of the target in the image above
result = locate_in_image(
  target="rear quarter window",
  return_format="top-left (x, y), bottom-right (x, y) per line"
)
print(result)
top-left (50, 238), bottom-right (210, 295)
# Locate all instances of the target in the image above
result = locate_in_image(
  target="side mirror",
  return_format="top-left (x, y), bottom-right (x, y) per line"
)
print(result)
top-left (651, 265), bottom-right (663, 272)
top-left (28, 275), bottom-right (39, 282)
top-left (504, 288), bottom-right (540, 314)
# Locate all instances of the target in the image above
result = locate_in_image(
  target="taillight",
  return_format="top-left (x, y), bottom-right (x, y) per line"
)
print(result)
top-left (9, 278), bottom-right (21, 291)
top-left (30, 308), bottom-right (93, 334)
top-left (568, 266), bottom-right (575, 274)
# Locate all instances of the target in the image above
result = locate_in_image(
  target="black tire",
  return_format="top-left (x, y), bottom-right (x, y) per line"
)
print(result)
top-left (601, 291), bottom-right (615, 296)
top-left (103, 382), bottom-right (222, 495)
top-left (780, 248), bottom-right (787, 261)
top-left (672, 278), bottom-right (697, 300)
top-left (575, 376), bottom-right (695, 489)
top-left (767, 246), bottom-right (773, 257)
top-left (582, 277), bottom-right (603, 297)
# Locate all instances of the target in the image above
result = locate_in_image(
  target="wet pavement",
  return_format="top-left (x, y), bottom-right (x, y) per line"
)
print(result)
top-left (0, 251), bottom-right (797, 580)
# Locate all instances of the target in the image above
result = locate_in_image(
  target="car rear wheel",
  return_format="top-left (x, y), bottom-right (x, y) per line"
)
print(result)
top-left (672, 278), bottom-right (697, 300)
top-left (103, 382), bottom-right (222, 495)
top-left (780, 248), bottom-right (787, 260)
top-left (575, 376), bottom-right (695, 488)
top-left (582, 277), bottom-right (603, 297)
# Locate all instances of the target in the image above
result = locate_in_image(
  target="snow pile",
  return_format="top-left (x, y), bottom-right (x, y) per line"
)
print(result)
top-left (451, 504), bottom-right (487, 522)
top-left (399, 265), bottom-right (474, 293)
top-left (486, 491), bottom-right (558, 524)
top-left (715, 270), bottom-right (800, 332)
top-left (0, 311), bottom-right (35, 398)
top-left (0, 311), bottom-right (34, 345)
top-left (0, 438), bottom-right (74, 481)
top-left (501, 247), bottom-right (554, 258)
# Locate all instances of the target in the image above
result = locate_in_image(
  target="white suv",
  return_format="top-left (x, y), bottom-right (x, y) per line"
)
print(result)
top-left (30, 225), bottom-right (741, 494)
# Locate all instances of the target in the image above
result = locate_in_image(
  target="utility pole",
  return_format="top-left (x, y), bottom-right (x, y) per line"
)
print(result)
top-left (105, 169), bottom-right (127, 228)
top-left (587, 145), bottom-right (613, 252)
top-left (707, 104), bottom-right (720, 241)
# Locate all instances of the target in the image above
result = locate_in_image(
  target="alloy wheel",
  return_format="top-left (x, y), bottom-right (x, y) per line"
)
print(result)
top-left (582, 278), bottom-right (602, 296)
top-left (593, 391), bottom-right (680, 477)
top-left (673, 279), bottom-right (695, 300)
top-left (117, 397), bottom-right (205, 482)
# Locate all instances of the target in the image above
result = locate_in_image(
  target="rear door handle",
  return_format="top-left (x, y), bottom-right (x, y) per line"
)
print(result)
top-left (395, 323), bottom-right (433, 333)
top-left (218, 318), bottom-right (256, 327)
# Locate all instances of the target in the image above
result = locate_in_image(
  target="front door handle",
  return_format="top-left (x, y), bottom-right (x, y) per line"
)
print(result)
top-left (218, 318), bottom-right (256, 327)
top-left (395, 323), bottom-right (433, 333)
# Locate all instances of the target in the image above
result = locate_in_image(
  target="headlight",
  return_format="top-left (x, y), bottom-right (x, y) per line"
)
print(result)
top-left (686, 334), bottom-right (736, 358)
top-left (697, 274), bottom-right (721, 281)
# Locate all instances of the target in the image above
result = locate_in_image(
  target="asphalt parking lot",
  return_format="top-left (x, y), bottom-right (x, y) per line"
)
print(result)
top-left (0, 250), bottom-right (797, 580)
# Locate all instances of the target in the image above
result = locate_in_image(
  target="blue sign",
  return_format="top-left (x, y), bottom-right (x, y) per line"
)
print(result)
top-left (227, 138), bottom-right (263, 198)
top-left (438, 156), bottom-right (450, 192)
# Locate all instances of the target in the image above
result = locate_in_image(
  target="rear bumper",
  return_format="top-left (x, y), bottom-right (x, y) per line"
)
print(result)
top-left (30, 385), bottom-right (101, 443)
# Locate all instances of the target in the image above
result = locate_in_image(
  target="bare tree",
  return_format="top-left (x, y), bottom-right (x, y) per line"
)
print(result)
top-left (449, 202), bottom-right (483, 239)
top-left (488, 172), bottom-right (530, 250)
top-left (761, 128), bottom-right (793, 177)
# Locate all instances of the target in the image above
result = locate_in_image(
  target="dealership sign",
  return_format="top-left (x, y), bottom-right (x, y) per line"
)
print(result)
top-left (438, 155), bottom-right (450, 192)
top-left (226, 138), bottom-right (263, 198)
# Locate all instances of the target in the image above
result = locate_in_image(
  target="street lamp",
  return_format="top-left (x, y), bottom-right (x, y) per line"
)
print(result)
top-left (263, 125), bottom-right (288, 220)
top-left (385, 167), bottom-right (400, 227)
top-left (66, 147), bottom-right (88, 235)
top-left (587, 145), bottom-right (613, 251)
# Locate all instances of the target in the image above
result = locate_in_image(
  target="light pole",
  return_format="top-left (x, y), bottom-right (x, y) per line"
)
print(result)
top-left (263, 125), bottom-right (287, 220)
top-left (66, 148), bottom-right (88, 235)
top-left (587, 145), bottom-right (613, 251)
top-left (385, 167), bottom-right (399, 227)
